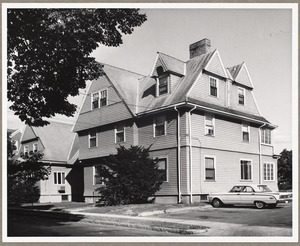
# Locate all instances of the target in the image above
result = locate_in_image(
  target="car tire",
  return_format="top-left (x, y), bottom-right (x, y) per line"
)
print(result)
top-left (269, 204), bottom-right (277, 208)
top-left (212, 198), bottom-right (222, 208)
top-left (254, 201), bottom-right (265, 209)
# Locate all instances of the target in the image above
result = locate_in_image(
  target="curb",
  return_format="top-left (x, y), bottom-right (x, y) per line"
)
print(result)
top-left (8, 207), bottom-right (208, 235)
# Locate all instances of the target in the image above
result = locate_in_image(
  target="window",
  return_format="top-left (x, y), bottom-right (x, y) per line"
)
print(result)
top-left (100, 89), bottom-right (107, 107)
top-left (91, 89), bottom-right (107, 109)
top-left (205, 114), bottom-right (215, 136)
top-left (91, 92), bottom-right (99, 109)
top-left (209, 77), bottom-right (218, 97)
top-left (24, 145), bottom-right (29, 156)
top-left (54, 172), bottom-right (65, 185)
top-left (89, 130), bottom-right (97, 148)
top-left (93, 166), bottom-right (104, 185)
top-left (158, 76), bottom-right (168, 96)
top-left (14, 140), bottom-right (19, 151)
top-left (261, 128), bottom-right (271, 144)
top-left (156, 158), bottom-right (168, 182)
top-left (242, 124), bottom-right (250, 142)
top-left (205, 157), bottom-right (215, 180)
top-left (238, 87), bottom-right (245, 105)
top-left (115, 124), bottom-right (125, 143)
top-left (32, 143), bottom-right (37, 152)
top-left (154, 115), bottom-right (166, 137)
top-left (240, 160), bottom-right (252, 180)
top-left (264, 163), bottom-right (274, 181)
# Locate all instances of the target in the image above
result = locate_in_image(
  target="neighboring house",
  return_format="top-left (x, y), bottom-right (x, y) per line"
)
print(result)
top-left (10, 121), bottom-right (83, 203)
top-left (73, 38), bottom-right (278, 204)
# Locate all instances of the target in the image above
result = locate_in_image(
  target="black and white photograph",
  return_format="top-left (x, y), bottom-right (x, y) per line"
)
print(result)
top-left (3, 3), bottom-right (298, 243)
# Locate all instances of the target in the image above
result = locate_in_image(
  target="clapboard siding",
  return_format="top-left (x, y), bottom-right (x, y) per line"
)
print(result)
top-left (205, 51), bottom-right (227, 78)
top-left (261, 144), bottom-right (275, 156)
top-left (236, 65), bottom-right (253, 88)
top-left (189, 73), bottom-right (227, 108)
top-left (137, 111), bottom-right (178, 150)
top-left (78, 120), bottom-right (135, 160)
top-left (149, 148), bottom-right (178, 195)
top-left (190, 111), bottom-right (260, 154)
top-left (230, 84), bottom-right (260, 115)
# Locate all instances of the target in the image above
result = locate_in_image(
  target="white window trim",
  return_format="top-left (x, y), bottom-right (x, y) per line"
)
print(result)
top-left (153, 115), bottom-right (167, 137)
top-left (156, 75), bottom-right (169, 97)
top-left (115, 124), bottom-right (126, 143)
top-left (263, 162), bottom-right (275, 181)
top-left (14, 140), bottom-right (19, 152)
top-left (33, 143), bottom-right (38, 152)
top-left (238, 87), bottom-right (246, 105)
top-left (204, 155), bottom-right (217, 181)
top-left (91, 89), bottom-right (108, 110)
top-left (261, 128), bottom-right (272, 145)
top-left (24, 145), bottom-right (29, 154)
top-left (88, 131), bottom-right (98, 148)
top-left (204, 113), bottom-right (215, 136)
top-left (154, 156), bottom-right (169, 182)
top-left (209, 76), bottom-right (219, 98)
top-left (241, 123), bottom-right (250, 142)
top-left (240, 158), bottom-right (253, 181)
top-left (93, 166), bottom-right (104, 186)
top-left (53, 171), bottom-right (66, 185)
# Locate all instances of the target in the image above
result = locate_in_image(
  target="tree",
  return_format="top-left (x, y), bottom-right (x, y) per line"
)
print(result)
top-left (277, 149), bottom-right (292, 190)
top-left (7, 136), bottom-right (51, 204)
top-left (96, 146), bottom-right (163, 205)
top-left (8, 9), bottom-right (147, 126)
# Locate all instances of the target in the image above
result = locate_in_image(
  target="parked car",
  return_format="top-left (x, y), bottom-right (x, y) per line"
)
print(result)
top-left (208, 184), bottom-right (291, 209)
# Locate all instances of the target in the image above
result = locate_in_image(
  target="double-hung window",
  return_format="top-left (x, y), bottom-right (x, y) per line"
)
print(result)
top-left (54, 172), bottom-right (65, 185)
top-left (24, 145), bottom-right (29, 156)
top-left (91, 92), bottom-right (99, 109)
top-left (154, 115), bottom-right (166, 137)
top-left (158, 76), bottom-right (168, 96)
top-left (205, 157), bottom-right (215, 181)
top-left (89, 130), bottom-right (97, 148)
top-left (33, 143), bottom-right (38, 152)
top-left (242, 123), bottom-right (250, 142)
top-left (261, 128), bottom-right (271, 144)
top-left (93, 166), bottom-right (105, 185)
top-left (115, 124), bottom-right (125, 143)
top-left (100, 89), bottom-right (107, 107)
top-left (209, 77), bottom-right (218, 97)
top-left (91, 89), bottom-right (107, 109)
top-left (264, 163), bottom-right (274, 181)
top-left (238, 87), bottom-right (245, 105)
top-left (205, 114), bottom-right (215, 136)
top-left (240, 160), bottom-right (252, 180)
top-left (156, 158), bottom-right (168, 182)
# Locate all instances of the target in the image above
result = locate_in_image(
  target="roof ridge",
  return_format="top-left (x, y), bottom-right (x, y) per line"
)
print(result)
top-left (101, 62), bottom-right (145, 77)
top-left (157, 52), bottom-right (185, 63)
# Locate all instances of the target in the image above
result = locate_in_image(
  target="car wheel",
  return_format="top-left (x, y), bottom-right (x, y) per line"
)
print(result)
top-left (269, 204), bottom-right (277, 208)
top-left (212, 198), bottom-right (222, 208)
top-left (254, 201), bottom-right (265, 209)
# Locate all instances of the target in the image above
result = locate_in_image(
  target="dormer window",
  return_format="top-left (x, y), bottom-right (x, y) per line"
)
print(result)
top-left (209, 77), bottom-right (218, 97)
top-left (158, 76), bottom-right (168, 96)
top-left (238, 87), bottom-right (245, 105)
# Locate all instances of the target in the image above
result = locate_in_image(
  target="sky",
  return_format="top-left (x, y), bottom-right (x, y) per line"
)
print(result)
top-left (6, 6), bottom-right (295, 154)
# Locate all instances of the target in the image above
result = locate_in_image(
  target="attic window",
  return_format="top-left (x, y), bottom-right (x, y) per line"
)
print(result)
top-left (209, 77), bottom-right (218, 97)
top-left (158, 76), bottom-right (169, 96)
top-left (91, 89), bottom-right (108, 110)
top-left (238, 87), bottom-right (245, 105)
top-left (156, 66), bottom-right (164, 76)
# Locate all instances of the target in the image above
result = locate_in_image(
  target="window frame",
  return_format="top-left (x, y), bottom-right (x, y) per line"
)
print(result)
top-left (153, 115), bottom-right (167, 137)
top-left (24, 145), bottom-right (29, 156)
top-left (33, 143), bottom-right (38, 152)
top-left (91, 89), bottom-right (108, 110)
top-left (204, 155), bottom-right (216, 181)
top-left (88, 130), bottom-right (98, 148)
top-left (204, 114), bottom-right (215, 136)
top-left (209, 76), bottom-right (218, 97)
top-left (156, 75), bottom-right (169, 97)
top-left (261, 128), bottom-right (272, 145)
top-left (53, 172), bottom-right (66, 185)
top-left (93, 166), bottom-right (105, 185)
top-left (241, 123), bottom-right (250, 142)
top-left (238, 87), bottom-right (246, 105)
top-left (240, 159), bottom-right (253, 181)
top-left (263, 162), bottom-right (275, 181)
top-left (100, 89), bottom-right (108, 107)
top-left (154, 156), bottom-right (169, 182)
top-left (115, 124), bottom-right (126, 143)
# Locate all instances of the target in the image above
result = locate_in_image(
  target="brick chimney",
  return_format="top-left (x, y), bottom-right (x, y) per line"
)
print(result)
top-left (189, 38), bottom-right (211, 59)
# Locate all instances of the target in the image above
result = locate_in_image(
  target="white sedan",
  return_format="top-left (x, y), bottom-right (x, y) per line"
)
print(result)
top-left (208, 184), bottom-right (289, 209)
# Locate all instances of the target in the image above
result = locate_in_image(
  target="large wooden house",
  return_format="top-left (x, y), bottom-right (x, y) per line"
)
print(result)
top-left (73, 38), bottom-right (278, 204)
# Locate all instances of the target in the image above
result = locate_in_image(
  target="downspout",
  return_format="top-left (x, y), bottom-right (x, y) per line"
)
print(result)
top-left (174, 106), bottom-right (181, 203)
top-left (188, 105), bottom-right (197, 204)
top-left (258, 123), bottom-right (267, 184)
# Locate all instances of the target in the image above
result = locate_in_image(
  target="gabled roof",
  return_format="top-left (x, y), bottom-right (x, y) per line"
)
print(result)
top-left (227, 62), bottom-right (254, 89)
top-left (21, 121), bottom-right (77, 163)
top-left (227, 63), bottom-right (243, 80)
top-left (150, 52), bottom-right (185, 77)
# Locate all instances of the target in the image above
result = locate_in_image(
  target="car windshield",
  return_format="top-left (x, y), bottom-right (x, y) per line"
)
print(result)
top-left (256, 185), bottom-right (272, 192)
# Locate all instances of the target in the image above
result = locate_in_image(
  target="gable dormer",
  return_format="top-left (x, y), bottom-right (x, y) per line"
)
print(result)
top-left (150, 52), bottom-right (185, 97)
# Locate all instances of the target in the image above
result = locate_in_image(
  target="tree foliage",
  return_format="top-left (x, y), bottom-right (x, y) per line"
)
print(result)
top-left (7, 135), bottom-right (51, 204)
top-left (277, 149), bottom-right (292, 190)
top-left (8, 9), bottom-right (147, 126)
top-left (96, 146), bottom-right (163, 206)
